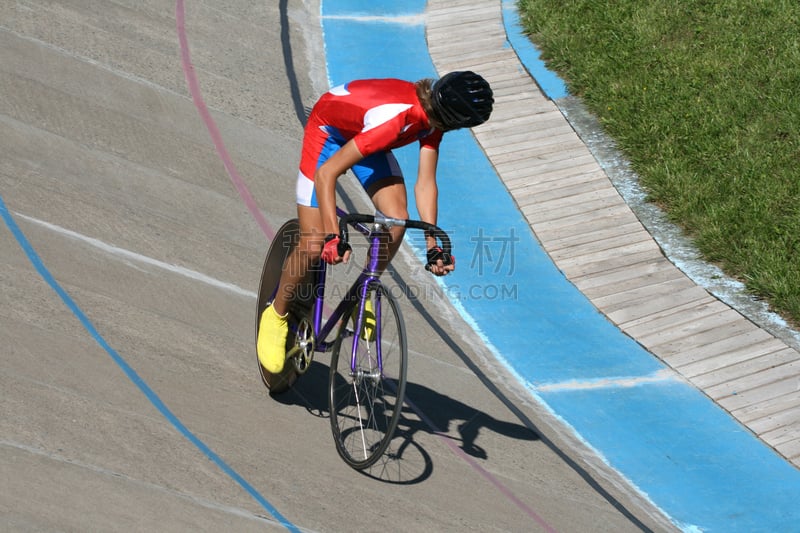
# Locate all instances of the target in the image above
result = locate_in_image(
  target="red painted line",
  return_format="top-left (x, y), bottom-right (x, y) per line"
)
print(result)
top-left (175, 0), bottom-right (274, 241)
top-left (176, 3), bottom-right (553, 529)
top-left (405, 394), bottom-right (558, 532)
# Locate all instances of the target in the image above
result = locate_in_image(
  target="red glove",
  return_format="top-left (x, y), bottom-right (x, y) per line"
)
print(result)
top-left (321, 234), bottom-right (351, 264)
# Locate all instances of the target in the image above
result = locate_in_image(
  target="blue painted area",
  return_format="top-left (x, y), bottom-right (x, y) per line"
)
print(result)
top-left (0, 196), bottom-right (300, 531)
top-left (321, 1), bottom-right (800, 531)
top-left (542, 382), bottom-right (800, 531)
top-left (323, 7), bottom-right (659, 385)
top-left (322, 18), bottom-right (428, 84)
top-left (501, 0), bottom-right (568, 100)
top-left (322, 0), bottom-right (426, 17)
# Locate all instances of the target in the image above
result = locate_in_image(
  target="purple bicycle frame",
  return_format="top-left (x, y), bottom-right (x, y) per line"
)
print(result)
top-left (308, 209), bottom-right (385, 374)
top-left (303, 208), bottom-right (449, 374)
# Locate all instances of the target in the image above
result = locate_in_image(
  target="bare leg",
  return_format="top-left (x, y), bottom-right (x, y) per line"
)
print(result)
top-left (274, 177), bottom-right (407, 317)
top-left (271, 205), bottom-right (325, 316)
top-left (367, 177), bottom-right (408, 273)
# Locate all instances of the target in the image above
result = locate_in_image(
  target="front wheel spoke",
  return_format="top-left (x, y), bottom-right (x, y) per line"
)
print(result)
top-left (328, 284), bottom-right (407, 469)
top-left (351, 381), bottom-right (370, 460)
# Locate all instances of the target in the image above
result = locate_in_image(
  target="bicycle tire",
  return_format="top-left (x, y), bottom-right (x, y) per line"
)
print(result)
top-left (328, 282), bottom-right (407, 469)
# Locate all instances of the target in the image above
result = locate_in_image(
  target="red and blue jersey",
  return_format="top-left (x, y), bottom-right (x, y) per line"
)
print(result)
top-left (299, 78), bottom-right (443, 181)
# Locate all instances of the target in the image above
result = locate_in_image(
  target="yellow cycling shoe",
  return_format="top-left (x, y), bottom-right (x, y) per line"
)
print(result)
top-left (257, 305), bottom-right (289, 373)
top-left (351, 297), bottom-right (376, 342)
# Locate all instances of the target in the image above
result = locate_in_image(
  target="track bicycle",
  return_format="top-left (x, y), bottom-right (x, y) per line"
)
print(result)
top-left (255, 207), bottom-right (451, 469)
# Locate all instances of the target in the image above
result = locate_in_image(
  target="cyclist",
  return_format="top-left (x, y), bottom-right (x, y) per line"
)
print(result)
top-left (258, 71), bottom-right (493, 374)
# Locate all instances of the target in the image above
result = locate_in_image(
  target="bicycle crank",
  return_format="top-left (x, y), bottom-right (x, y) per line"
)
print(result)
top-left (287, 316), bottom-right (315, 374)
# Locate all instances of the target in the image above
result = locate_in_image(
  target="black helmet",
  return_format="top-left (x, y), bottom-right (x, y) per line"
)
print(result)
top-left (431, 71), bottom-right (494, 130)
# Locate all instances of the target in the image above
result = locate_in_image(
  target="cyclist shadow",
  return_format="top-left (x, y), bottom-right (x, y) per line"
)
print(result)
top-left (274, 362), bottom-right (538, 484)
top-left (367, 380), bottom-right (539, 484)
top-left (400, 380), bottom-right (539, 461)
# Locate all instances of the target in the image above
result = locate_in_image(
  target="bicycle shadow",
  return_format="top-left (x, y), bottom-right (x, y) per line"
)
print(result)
top-left (356, 380), bottom-right (539, 484)
top-left (400, 380), bottom-right (539, 461)
top-left (258, 174), bottom-right (654, 530)
top-left (271, 361), bottom-right (538, 484)
top-left (270, 360), bottom-right (330, 418)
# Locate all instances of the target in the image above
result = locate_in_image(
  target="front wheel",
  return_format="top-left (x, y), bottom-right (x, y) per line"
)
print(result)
top-left (328, 282), bottom-right (407, 469)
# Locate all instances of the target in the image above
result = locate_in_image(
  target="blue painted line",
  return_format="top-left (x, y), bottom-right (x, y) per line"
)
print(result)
top-left (321, 2), bottom-right (800, 531)
top-left (0, 195), bottom-right (299, 532)
top-left (500, 0), bottom-right (568, 100)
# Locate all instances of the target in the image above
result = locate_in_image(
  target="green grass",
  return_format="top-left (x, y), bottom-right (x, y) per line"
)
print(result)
top-left (517, 0), bottom-right (800, 326)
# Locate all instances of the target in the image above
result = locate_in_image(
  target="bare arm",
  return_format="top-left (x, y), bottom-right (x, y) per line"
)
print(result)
top-left (314, 139), bottom-right (364, 236)
top-left (414, 146), bottom-right (440, 248)
top-left (414, 146), bottom-right (453, 275)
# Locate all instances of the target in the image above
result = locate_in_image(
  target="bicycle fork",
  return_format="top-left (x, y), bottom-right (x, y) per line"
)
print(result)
top-left (349, 230), bottom-right (386, 380)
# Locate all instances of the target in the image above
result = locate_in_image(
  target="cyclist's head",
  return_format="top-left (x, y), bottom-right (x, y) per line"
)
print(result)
top-left (429, 71), bottom-right (494, 131)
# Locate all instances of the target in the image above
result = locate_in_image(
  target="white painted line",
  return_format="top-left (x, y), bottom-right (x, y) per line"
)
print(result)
top-left (15, 213), bottom-right (257, 299)
top-left (531, 368), bottom-right (679, 393)
top-left (0, 439), bottom-right (270, 524)
top-left (0, 24), bottom-right (185, 97)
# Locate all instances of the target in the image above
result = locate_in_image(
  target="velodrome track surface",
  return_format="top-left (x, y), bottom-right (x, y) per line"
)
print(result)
top-left (2, 1), bottom-right (798, 532)
top-left (1, 1), bottom-right (670, 531)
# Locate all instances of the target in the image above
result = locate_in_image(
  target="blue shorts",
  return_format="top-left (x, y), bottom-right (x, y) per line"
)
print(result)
top-left (296, 135), bottom-right (403, 208)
